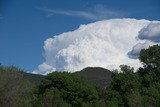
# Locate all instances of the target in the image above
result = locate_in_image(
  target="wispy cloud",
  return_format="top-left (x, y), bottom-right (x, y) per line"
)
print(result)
top-left (37, 4), bottom-right (125, 20)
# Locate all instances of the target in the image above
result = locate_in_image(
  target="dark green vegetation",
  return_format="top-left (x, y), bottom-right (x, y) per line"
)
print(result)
top-left (0, 66), bottom-right (36, 107)
top-left (0, 45), bottom-right (160, 107)
top-left (76, 67), bottom-right (112, 87)
top-left (33, 72), bottom-right (101, 107)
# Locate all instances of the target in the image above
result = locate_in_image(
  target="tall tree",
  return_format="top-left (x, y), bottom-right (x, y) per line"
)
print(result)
top-left (139, 45), bottom-right (160, 68)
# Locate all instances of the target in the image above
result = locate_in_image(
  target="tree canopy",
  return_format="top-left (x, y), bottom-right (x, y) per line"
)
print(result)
top-left (139, 45), bottom-right (160, 68)
top-left (33, 72), bottom-right (100, 107)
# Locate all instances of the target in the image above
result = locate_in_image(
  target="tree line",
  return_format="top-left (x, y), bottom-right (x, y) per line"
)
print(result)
top-left (0, 45), bottom-right (160, 107)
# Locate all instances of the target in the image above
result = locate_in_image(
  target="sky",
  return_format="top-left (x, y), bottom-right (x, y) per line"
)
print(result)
top-left (0, 0), bottom-right (160, 72)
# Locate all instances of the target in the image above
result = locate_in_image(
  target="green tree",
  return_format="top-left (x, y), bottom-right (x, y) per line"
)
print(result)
top-left (34, 72), bottom-right (99, 107)
top-left (105, 65), bottom-right (141, 107)
top-left (0, 66), bottom-right (33, 107)
top-left (139, 45), bottom-right (160, 68)
top-left (138, 45), bottom-right (160, 106)
top-left (34, 87), bottom-right (70, 107)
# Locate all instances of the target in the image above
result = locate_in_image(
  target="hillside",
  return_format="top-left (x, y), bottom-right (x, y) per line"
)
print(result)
top-left (22, 72), bottom-right (44, 84)
top-left (76, 67), bottom-right (112, 87)
top-left (20, 67), bottom-right (112, 87)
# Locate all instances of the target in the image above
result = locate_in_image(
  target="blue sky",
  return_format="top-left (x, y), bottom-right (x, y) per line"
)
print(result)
top-left (0, 0), bottom-right (160, 72)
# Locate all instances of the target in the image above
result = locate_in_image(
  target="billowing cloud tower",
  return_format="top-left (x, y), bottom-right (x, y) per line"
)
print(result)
top-left (33, 18), bottom-right (160, 75)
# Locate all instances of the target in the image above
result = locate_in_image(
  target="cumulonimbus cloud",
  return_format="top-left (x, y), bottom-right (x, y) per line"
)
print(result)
top-left (32, 18), bottom-right (160, 75)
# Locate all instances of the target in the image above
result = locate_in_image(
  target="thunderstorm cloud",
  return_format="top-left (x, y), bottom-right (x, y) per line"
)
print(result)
top-left (32, 18), bottom-right (160, 75)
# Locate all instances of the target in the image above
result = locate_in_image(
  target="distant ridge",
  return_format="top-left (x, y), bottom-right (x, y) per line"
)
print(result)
top-left (76, 67), bottom-right (112, 87)
top-left (21, 67), bottom-right (112, 87)
top-left (22, 72), bottom-right (44, 84)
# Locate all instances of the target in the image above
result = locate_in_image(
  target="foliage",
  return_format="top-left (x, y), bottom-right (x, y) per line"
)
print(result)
top-left (34, 72), bottom-right (99, 107)
top-left (104, 65), bottom-right (141, 107)
top-left (104, 45), bottom-right (160, 107)
top-left (139, 45), bottom-right (160, 68)
top-left (0, 65), bottom-right (34, 107)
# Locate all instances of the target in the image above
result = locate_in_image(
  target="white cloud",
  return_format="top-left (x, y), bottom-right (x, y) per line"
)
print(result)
top-left (128, 41), bottom-right (160, 59)
top-left (32, 63), bottom-right (56, 75)
top-left (37, 4), bottom-right (124, 20)
top-left (32, 18), bottom-right (160, 75)
top-left (138, 23), bottom-right (160, 42)
top-left (128, 22), bottom-right (160, 59)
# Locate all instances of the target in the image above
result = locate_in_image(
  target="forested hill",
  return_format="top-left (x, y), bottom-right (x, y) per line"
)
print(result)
top-left (22, 72), bottom-right (44, 84)
top-left (22, 67), bottom-right (112, 87)
top-left (21, 67), bottom-right (112, 87)
top-left (76, 67), bottom-right (112, 87)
